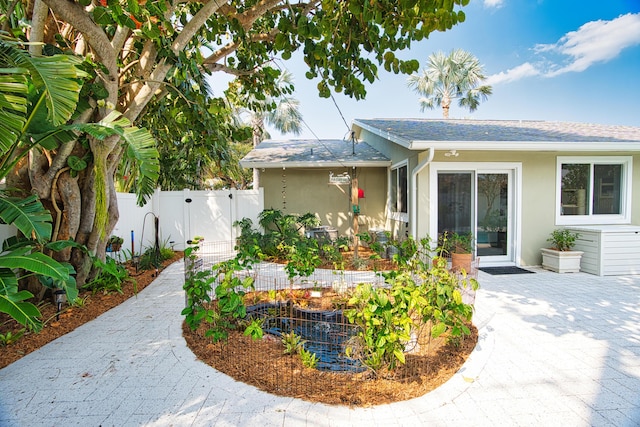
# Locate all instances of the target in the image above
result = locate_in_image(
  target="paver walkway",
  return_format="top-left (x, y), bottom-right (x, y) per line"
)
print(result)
top-left (1, 261), bottom-right (639, 426)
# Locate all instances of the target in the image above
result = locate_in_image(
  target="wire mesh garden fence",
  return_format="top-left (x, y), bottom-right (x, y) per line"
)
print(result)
top-left (182, 239), bottom-right (479, 402)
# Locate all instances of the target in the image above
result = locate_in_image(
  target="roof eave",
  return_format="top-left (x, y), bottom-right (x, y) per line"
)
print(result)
top-left (409, 141), bottom-right (640, 151)
top-left (239, 160), bottom-right (392, 169)
top-left (353, 119), bottom-right (413, 149)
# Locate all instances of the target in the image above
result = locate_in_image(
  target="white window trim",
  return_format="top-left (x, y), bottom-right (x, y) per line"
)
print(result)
top-left (389, 160), bottom-right (409, 222)
top-left (428, 162), bottom-right (523, 266)
top-left (555, 156), bottom-right (632, 226)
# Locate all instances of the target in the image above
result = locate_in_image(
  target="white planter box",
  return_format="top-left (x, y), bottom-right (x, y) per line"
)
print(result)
top-left (541, 248), bottom-right (583, 273)
top-left (567, 226), bottom-right (640, 276)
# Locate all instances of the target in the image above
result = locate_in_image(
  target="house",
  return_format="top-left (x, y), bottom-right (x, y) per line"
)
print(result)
top-left (239, 138), bottom-right (390, 237)
top-left (241, 119), bottom-right (640, 269)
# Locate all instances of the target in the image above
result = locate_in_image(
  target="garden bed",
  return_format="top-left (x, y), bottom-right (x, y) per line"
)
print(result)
top-left (184, 319), bottom-right (477, 406)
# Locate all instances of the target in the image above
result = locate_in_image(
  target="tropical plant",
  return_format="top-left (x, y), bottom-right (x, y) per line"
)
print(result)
top-left (299, 348), bottom-right (318, 369)
top-left (407, 49), bottom-right (492, 118)
top-left (5, 0), bottom-right (468, 291)
top-left (345, 238), bottom-right (478, 373)
top-left (83, 257), bottom-right (130, 294)
top-left (107, 235), bottom-right (124, 246)
top-left (437, 231), bottom-right (473, 255)
top-left (282, 331), bottom-right (305, 355)
top-left (0, 328), bottom-right (25, 346)
top-left (0, 35), bottom-right (159, 289)
top-left (182, 245), bottom-right (216, 331)
top-left (0, 38), bottom-right (100, 330)
top-left (231, 70), bottom-right (304, 189)
top-left (547, 229), bottom-right (580, 252)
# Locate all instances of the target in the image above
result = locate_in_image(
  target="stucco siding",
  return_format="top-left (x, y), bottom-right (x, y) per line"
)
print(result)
top-left (413, 150), bottom-right (640, 266)
top-left (260, 167), bottom-right (387, 236)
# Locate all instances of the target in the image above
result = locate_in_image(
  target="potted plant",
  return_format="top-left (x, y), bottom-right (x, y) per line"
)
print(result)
top-left (448, 232), bottom-right (474, 273)
top-left (107, 235), bottom-right (124, 252)
top-left (541, 229), bottom-right (583, 273)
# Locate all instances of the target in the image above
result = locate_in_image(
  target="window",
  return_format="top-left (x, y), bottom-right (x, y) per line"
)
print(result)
top-left (390, 163), bottom-right (408, 217)
top-left (557, 157), bottom-right (632, 225)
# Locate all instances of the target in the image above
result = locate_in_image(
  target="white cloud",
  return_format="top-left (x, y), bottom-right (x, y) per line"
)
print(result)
top-left (486, 13), bottom-right (640, 86)
top-left (483, 0), bottom-right (504, 8)
top-left (485, 63), bottom-right (540, 85)
top-left (536, 12), bottom-right (640, 77)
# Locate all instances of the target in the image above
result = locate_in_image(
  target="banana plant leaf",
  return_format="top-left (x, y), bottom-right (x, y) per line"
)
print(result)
top-left (0, 194), bottom-right (52, 242)
top-left (0, 269), bottom-right (42, 331)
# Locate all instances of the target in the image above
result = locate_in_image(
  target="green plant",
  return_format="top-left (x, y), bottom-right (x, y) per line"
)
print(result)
top-left (438, 232), bottom-right (473, 255)
top-left (334, 236), bottom-right (351, 252)
top-left (547, 229), bottom-right (580, 251)
top-left (345, 282), bottom-right (413, 371)
top-left (0, 328), bottom-right (25, 346)
top-left (83, 257), bottom-right (130, 294)
top-left (243, 318), bottom-right (264, 340)
top-left (137, 248), bottom-right (156, 271)
top-left (450, 232), bottom-right (473, 254)
top-left (181, 245), bottom-right (216, 331)
top-left (282, 331), bottom-right (305, 355)
top-left (281, 239), bottom-right (321, 282)
top-left (71, 296), bottom-right (89, 307)
top-left (321, 242), bottom-right (343, 264)
top-left (190, 236), bottom-right (205, 244)
top-left (206, 258), bottom-right (255, 343)
top-left (107, 235), bottom-right (124, 245)
top-left (299, 348), bottom-right (318, 369)
top-left (345, 238), bottom-right (479, 373)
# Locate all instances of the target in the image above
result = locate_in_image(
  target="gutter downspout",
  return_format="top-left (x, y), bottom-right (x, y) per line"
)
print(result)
top-left (410, 147), bottom-right (434, 238)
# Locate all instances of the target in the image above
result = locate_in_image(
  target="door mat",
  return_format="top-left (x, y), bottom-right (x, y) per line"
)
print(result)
top-left (479, 266), bottom-right (535, 275)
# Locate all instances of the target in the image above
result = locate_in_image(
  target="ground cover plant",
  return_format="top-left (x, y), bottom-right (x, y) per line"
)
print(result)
top-left (182, 231), bottom-right (479, 406)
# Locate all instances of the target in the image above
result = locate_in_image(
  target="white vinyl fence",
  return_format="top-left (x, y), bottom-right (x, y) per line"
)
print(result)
top-left (113, 188), bottom-right (264, 254)
top-left (0, 188), bottom-right (263, 255)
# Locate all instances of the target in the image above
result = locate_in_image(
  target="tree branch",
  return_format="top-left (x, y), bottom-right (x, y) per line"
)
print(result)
top-left (29, 0), bottom-right (49, 55)
top-left (42, 0), bottom-right (117, 75)
top-left (204, 29), bottom-right (279, 64)
top-left (111, 25), bottom-right (131, 53)
top-left (171, 0), bottom-right (226, 54)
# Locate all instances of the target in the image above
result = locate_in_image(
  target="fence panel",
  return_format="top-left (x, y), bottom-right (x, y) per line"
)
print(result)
top-left (114, 188), bottom-right (263, 253)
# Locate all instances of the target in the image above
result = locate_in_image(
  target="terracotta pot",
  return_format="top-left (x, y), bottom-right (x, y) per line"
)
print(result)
top-left (451, 253), bottom-right (472, 273)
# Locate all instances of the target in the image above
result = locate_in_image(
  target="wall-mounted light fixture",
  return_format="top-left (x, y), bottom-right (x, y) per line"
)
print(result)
top-left (445, 149), bottom-right (459, 157)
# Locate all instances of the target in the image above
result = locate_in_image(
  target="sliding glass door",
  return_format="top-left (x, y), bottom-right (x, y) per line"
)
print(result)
top-left (437, 169), bottom-right (513, 264)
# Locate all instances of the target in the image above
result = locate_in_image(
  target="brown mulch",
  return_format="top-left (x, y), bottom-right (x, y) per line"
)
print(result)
top-left (0, 251), bottom-right (184, 369)
top-left (184, 320), bottom-right (477, 407)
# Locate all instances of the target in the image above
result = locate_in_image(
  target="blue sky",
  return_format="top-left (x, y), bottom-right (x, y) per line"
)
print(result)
top-left (264, 0), bottom-right (640, 140)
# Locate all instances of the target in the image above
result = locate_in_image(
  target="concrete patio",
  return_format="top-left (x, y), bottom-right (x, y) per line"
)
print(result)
top-left (1, 261), bottom-right (639, 426)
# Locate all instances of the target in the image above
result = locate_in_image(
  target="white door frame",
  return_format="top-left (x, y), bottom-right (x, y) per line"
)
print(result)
top-left (428, 162), bottom-right (523, 267)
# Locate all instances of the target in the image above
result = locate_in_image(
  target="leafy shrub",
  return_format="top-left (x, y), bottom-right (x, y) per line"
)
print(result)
top-left (345, 241), bottom-right (478, 374)
top-left (84, 257), bottom-right (130, 294)
top-left (182, 245), bottom-right (215, 331)
top-left (547, 229), bottom-right (580, 251)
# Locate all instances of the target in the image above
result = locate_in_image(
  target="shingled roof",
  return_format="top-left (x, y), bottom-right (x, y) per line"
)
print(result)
top-left (354, 119), bottom-right (640, 151)
top-left (239, 139), bottom-right (391, 169)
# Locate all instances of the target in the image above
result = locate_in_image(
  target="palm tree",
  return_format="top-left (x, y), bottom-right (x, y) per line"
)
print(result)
top-left (236, 70), bottom-right (303, 189)
top-left (407, 49), bottom-right (492, 119)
